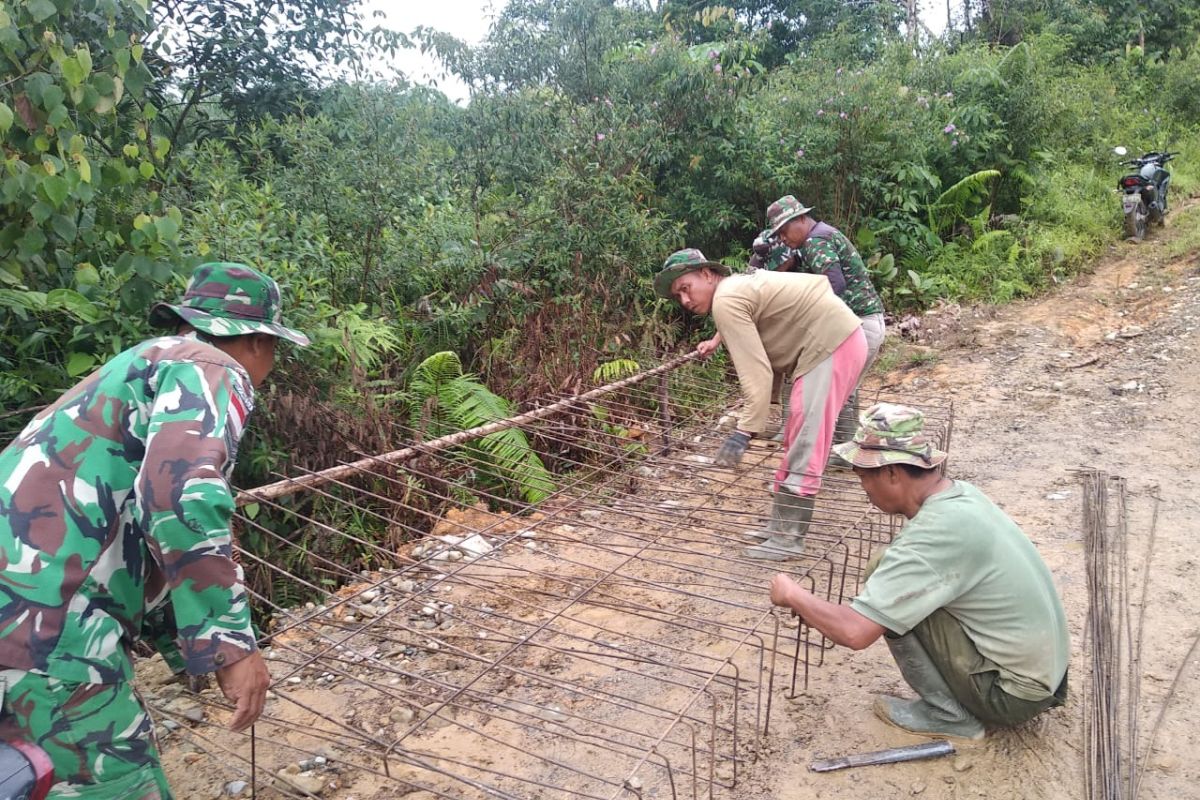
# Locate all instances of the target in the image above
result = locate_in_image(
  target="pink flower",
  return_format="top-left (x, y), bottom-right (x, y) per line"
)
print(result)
top-left (708, 49), bottom-right (719, 59)
top-left (943, 123), bottom-right (956, 134)
top-left (951, 139), bottom-right (959, 147)
top-left (839, 112), bottom-right (848, 119)
top-left (816, 109), bottom-right (824, 116)
top-left (795, 148), bottom-right (805, 158)
top-left (713, 64), bottom-right (722, 73)
top-left (596, 133), bottom-right (606, 141)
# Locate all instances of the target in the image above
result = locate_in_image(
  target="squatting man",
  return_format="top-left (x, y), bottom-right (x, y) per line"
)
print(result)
top-left (768, 403), bottom-right (1069, 739)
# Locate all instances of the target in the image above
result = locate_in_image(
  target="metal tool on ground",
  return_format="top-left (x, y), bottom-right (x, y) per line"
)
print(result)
top-left (809, 740), bottom-right (955, 773)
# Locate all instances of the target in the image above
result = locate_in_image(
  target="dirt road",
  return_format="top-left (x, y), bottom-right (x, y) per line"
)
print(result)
top-left (750, 204), bottom-right (1200, 800)
top-left (154, 206), bottom-right (1200, 799)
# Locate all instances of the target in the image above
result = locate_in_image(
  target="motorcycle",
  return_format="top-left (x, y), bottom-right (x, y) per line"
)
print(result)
top-left (1113, 146), bottom-right (1176, 242)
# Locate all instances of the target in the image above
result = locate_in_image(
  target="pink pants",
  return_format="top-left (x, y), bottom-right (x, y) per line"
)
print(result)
top-left (774, 328), bottom-right (868, 496)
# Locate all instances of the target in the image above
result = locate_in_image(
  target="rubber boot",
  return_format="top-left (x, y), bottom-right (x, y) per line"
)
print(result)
top-left (770, 381), bottom-right (793, 443)
top-left (874, 634), bottom-right (986, 741)
top-left (744, 490), bottom-right (813, 559)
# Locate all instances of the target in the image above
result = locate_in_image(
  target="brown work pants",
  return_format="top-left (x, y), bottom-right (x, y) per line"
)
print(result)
top-left (906, 607), bottom-right (1068, 727)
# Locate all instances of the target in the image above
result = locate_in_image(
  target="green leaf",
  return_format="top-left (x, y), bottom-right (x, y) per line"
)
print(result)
top-left (51, 213), bottom-right (77, 242)
top-left (155, 215), bottom-right (179, 242)
top-left (61, 57), bottom-right (85, 86)
top-left (244, 502), bottom-right (260, 520)
top-left (47, 288), bottom-right (101, 322)
top-left (66, 352), bottom-right (96, 377)
top-left (41, 85), bottom-right (65, 112)
top-left (25, 0), bottom-right (57, 23)
top-left (75, 46), bottom-right (92, 77)
top-left (17, 227), bottom-right (47, 258)
top-left (138, 161), bottom-right (154, 179)
top-left (76, 155), bottom-right (91, 183)
top-left (0, 102), bottom-right (12, 133)
top-left (30, 201), bottom-right (53, 224)
top-left (41, 175), bottom-right (69, 208)
top-left (75, 263), bottom-right (99, 287)
top-left (47, 104), bottom-right (68, 127)
top-left (122, 143), bottom-right (139, 159)
top-left (124, 62), bottom-right (151, 97)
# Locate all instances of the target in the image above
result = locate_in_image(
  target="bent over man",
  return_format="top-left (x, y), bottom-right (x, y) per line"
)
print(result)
top-left (0, 262), bottom-right (309, 798)
top-left (656, 249), bottom-right (866, 560)
top-left (768, 404), bottom-right (1068, 739)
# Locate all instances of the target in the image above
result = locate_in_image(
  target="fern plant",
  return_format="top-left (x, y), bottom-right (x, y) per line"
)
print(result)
top-left (927, 169), bottom-right (1001, 235)
top-left (406, 351), bottom-right (555, 504)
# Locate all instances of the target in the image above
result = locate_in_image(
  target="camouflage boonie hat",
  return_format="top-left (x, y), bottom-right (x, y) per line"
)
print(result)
top-left (832, 402), bottom-right (948, 469)
top-left (765, 195), bottom-right (813, 237)
top-left (654, 248), bottom-right (731, 299)
top-left (750, 230), bottom-right (796, 271)
top-left (149, 262), bottom-right (310, 346)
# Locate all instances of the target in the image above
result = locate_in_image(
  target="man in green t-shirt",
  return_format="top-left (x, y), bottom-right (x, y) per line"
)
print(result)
top-left (767, 403), bottom-right (1069, 739)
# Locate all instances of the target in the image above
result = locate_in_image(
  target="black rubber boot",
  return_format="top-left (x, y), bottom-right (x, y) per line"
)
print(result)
top-left (874, 634), bottom-right (986, 741)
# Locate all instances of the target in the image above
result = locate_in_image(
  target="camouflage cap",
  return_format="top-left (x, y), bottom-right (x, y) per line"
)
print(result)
top-left (831, 402), bottom-right (948, 470)
top-left (751, 230), bottom-right (796, 271)
top-left (653, 248), bottom-right (731, 300)
top-left (149, 262), bottom-right (310, 346)
top-left (765, 195), bottom-right (813, 237)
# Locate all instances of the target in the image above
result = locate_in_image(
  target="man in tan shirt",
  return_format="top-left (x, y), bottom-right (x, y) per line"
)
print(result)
top-left (655, 249), bottom-right (867, 559)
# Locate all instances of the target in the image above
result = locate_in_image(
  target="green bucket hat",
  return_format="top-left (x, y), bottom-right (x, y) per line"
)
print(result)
top-left (765, 195), bottom-right (813, 237)
top-left (149, 262), bottom-right (310, 346)
top-left (832, 403), bottom-right (948, 470)
top-left (653, 248), bottom-right (731, 300)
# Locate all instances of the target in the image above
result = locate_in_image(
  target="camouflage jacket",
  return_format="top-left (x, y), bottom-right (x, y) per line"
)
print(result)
top-left (0, 335), bottom-right (257, 684)
top-left (797, 222), bottom-right (885, 317)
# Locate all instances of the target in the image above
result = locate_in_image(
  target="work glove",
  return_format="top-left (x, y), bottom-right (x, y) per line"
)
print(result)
top-left (714, 430), bottom-right (752, 467)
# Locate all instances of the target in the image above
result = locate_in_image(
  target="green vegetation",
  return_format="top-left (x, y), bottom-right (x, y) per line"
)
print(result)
top-left (4, 0), bottom-right (1200, 589)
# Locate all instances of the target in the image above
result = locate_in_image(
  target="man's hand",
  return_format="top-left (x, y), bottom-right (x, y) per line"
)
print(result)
top-left (770, 574), bottom-right (803, 610)
top-left (696, 335), bottom-right (722, 358)
top-left (215, 650), bottom-right (271, 731)
top-left (714, 430), bottom-right (751, 467)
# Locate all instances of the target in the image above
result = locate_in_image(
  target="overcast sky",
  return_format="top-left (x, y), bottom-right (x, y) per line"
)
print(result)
top-left (364, 0), bottom-right (498, 101)
top-left (368, 0), bottom-right (949, 102)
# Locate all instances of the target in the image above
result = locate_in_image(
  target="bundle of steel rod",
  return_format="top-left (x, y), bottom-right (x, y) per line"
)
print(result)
top-left (139, 355), bottom-right (954, 799)
top-left (1078, 468), bottom-right (1169, 800)
top-left (1080, 468), bottom-right (1126, 800)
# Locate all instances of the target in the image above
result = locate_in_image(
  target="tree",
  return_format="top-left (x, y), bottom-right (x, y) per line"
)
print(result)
top-left (0, 0), bottom-right (184, 407)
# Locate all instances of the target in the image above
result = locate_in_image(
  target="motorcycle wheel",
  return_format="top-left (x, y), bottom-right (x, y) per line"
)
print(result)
top-left (1125, 204), bottom-right (1148, 241)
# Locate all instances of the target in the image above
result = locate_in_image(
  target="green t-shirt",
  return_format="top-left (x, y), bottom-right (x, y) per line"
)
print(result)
top-left (851, 481), bottom-right (1069, 701)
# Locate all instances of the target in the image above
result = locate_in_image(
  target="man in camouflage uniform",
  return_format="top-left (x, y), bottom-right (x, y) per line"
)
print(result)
top-left (0, 262), bottom-right (308, 798)
top-left (767, 196), bottom-right (887, 456)
top-left (768, 404), bottom-right (1068, 740)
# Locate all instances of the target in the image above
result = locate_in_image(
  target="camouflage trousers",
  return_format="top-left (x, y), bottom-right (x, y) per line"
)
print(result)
top-left (0, 669), bottom-right (171, 799)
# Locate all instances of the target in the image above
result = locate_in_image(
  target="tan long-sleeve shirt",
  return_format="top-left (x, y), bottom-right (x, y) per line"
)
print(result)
top-left (712, 271), bottom-right (861, 434)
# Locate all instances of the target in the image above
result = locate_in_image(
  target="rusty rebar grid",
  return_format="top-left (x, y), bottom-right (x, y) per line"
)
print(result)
top-left (144, 356), bottom-right (953, 799)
